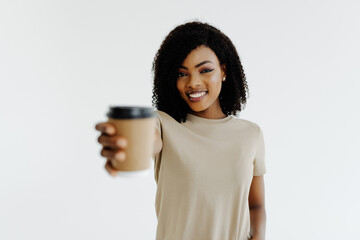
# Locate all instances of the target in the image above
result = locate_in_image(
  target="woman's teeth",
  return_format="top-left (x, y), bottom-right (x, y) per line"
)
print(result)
top-left (189, 92), bottom-right (207, 98)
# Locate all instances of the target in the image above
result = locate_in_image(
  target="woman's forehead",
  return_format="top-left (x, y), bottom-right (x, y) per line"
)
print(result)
top-left (181, 46), bottom-right (220, 67)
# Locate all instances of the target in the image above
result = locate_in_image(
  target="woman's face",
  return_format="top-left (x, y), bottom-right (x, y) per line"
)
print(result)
top-left (176, 45), bottom-right (226, 119)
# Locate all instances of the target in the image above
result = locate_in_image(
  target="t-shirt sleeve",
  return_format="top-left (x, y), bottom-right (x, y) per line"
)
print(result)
top-left (153, 112), bottom-right (163, 183)
top-left (253, 126), bottom-right (267, 176)
top-left (155, 113), bottom-right (162, 135)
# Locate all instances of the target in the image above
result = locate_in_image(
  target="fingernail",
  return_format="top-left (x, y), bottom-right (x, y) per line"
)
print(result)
top-left (117, 139), bottom-right (127, 147)
top-left (106, 127), bottom-right (115, 135)
top-left (115, 152), bottom-right (126, 161)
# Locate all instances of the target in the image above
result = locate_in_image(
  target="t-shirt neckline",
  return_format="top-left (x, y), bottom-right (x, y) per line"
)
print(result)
top-left (186, 113), bottom-right (233, 124)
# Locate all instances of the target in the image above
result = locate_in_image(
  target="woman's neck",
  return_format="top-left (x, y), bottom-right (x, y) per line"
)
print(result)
top-left (189, 110), bottom-right (226, 119)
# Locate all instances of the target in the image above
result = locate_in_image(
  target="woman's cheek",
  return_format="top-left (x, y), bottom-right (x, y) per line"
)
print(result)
top-left (176, 80), bottom-right (185, 98)
top-left (176, 80), bottom-right (182, 93)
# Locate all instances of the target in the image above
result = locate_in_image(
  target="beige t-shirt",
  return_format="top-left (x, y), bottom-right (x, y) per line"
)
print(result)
top-left (153, 110), bottom-right (266, 240)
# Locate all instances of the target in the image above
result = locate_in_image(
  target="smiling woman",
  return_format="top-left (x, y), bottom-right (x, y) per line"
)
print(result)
top-left (95, 21), bottom-right (267, 240)
top-left (149, 21), bottom-right (266, 240)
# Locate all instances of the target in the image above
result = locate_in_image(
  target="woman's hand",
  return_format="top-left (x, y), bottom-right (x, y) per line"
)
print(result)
top-left (95, 122), bottom-right (128, 177)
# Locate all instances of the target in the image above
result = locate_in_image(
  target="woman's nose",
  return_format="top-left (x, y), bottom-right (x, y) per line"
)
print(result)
top-left (187, 75), bottom-right (201, 88)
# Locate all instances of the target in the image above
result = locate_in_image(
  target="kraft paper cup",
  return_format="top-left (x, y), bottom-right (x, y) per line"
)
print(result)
top-left (106, 106), bottom-right (157, 177)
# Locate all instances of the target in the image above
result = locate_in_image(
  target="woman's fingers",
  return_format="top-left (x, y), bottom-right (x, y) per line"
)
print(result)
top-left (95, 122), bottom-right (116, 135)
top-left (100, 148), bottom-right (126, 161)
top-left (97, 135), bottom-right (128, 149)
top-left (95, 122), bottom-right (128, 177)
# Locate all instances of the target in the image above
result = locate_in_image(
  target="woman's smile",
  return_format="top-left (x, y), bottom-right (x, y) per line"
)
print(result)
top-left (187, 91), bottom-right (208, 102)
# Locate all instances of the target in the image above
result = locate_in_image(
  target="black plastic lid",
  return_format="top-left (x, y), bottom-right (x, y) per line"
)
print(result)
top-left (107, 106), bottom-right (157, 119)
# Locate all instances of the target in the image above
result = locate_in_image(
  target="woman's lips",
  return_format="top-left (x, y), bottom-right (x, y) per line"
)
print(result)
top-left (187, 91), bottom-right (208, 102)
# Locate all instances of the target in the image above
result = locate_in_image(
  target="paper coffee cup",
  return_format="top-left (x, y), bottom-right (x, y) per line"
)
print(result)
top-left (106, 106), bottom-right (157, 177)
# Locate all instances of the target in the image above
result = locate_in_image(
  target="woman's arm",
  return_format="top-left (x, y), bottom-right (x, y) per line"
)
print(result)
top-left (248, 175), bottom-right (266, 240)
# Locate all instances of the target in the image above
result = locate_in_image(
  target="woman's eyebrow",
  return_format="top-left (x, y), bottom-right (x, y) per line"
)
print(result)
top-left (179, 60), bottom-right (214, 70)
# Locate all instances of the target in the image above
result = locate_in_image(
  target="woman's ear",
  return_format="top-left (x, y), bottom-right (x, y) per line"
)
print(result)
top-left (221, 64), bottom-right (227, 81)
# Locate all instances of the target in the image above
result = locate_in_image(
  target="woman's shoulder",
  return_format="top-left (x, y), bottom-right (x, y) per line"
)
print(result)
top-left (231, 116), bottom-right (262, 132)
top-left (154, 110), bottom-right (178, 126)
top-left (155, 110), bottom-right (167, 117)
top-left (155, 110), bottom-right (172, 121)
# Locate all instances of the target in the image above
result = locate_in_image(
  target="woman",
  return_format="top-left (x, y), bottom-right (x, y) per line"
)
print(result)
top-left (95, 21), bottom-right (266, 240)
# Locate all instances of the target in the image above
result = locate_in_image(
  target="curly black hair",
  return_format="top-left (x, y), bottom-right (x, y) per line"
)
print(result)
top-left (151, 21), bottom-right (249, 123)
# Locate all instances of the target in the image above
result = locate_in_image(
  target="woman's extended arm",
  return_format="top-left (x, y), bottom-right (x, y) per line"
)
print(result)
top-left (248, 175), bottom-right (266, 240)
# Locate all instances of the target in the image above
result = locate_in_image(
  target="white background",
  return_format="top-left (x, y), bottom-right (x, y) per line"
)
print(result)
top-left (1, 0), bottom-right (359, 239)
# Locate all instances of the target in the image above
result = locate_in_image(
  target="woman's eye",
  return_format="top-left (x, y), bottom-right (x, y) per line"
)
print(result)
top-left (201, 69), bottom-right (214, 73)
top-left (178, 72), bottom-right (187, 77)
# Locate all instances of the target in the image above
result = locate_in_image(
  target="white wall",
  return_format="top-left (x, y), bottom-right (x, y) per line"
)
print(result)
top-left (1, 0), bottom-right (359, 239)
